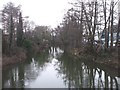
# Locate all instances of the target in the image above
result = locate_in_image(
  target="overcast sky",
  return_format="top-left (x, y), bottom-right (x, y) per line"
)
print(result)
top-left (0, 0), bottom-right (119, 29)
top-left (0, 0), bottom-right (73, 28)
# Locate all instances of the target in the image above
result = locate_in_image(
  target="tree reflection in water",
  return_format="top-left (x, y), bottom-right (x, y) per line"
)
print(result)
top-left (2, 47), bottom-right (120, 89)
top-left (56, 52), bottom-right (119, 89)
top-left (2, 49), bottom-right (50, 88)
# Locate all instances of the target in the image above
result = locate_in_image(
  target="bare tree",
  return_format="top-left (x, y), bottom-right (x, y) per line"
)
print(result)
top-left (110, 0), bottom-right (114, 49)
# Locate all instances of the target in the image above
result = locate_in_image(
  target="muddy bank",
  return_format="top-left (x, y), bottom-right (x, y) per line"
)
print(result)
top-left (72, 51), bottom-right (120, 77)
top-left (2, 46), bottom-right (50, 69)
top-left (71, 48), bottom-right (119, 70)
top-left (81, 54), bottom-right (119, 69)
top-left (2, 48), bottom-right (27, 68)
top-left (93, 56), bottom-right (119, 70)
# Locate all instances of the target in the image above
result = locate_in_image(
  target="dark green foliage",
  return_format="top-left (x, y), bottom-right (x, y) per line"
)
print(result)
top-left (1, 2), bottom-right (21, 55)
top-left (17, 12), bottom-right (23, 47)
top-left (2, 33), bottom-right (9, 55)
top-left (9, 14), bottom-right (14, 54)
top-left (1, 2), bottom-right (21, 33)
top-left (22, 39), bottom-right (32, 52)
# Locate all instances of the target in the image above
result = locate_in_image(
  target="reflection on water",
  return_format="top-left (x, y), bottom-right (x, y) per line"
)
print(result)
top-left (56, 53), bottom-right (120, 89)
top-left (2, 47), bottom-right (120, 89)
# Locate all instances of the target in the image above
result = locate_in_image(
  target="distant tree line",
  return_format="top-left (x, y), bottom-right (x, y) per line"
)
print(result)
top-left (1, 1), bottom-right (119, 56)
top-left (1, 2), bottom-right (51, 56)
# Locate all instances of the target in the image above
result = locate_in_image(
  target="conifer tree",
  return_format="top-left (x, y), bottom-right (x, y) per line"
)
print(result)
top-left (17, 12), bottom-right (23, 47)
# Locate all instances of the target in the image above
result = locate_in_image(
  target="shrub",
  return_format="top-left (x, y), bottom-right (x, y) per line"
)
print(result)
top-left (22, 39), bottom-right (32, 52)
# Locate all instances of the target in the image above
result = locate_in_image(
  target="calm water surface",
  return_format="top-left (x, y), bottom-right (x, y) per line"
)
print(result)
top-left (2, 47), bottom-right (120, 89)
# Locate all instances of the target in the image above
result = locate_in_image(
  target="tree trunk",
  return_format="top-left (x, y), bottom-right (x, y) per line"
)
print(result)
top-left (104, 0), bottom-right (108, 49)
top-left (9, 14), bottom-right (14, 55)
top-left (92, 1), bottom-right (97, 48)
top-left (110, 1), bottom-right (114, 49)
top-left (116, 16), bottom-right (120, 47)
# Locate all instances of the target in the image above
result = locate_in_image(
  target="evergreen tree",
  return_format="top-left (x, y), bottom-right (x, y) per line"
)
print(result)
top-left (17, 12), bottom-right (23, 47)
top-left (9, 14), bottom-right (14, 53)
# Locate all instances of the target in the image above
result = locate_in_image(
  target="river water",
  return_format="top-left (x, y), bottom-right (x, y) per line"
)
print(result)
top-left (2, 47), bottom-right (120, 89)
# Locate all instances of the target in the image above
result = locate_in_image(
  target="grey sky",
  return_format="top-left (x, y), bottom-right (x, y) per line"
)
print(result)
top-left (0, 0), bottom-right (73, 28)
top-left (0, 0), bottom-right (119, 28)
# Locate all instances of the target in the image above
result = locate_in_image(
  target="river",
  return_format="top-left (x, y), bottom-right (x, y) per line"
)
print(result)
top-left (2, 47), bottom-right (120, 89)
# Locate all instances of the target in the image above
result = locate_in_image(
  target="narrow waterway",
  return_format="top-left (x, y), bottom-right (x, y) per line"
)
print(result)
top-left (2, 47), bottom-right (120, 89)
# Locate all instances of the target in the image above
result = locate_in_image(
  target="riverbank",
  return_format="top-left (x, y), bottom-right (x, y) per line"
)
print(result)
top-left (71, 48), bottom-right (119, 70)
top-left (2, 45), bottom-right (50, 69)
top-left (2, 48), bottom-right (27, 68)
